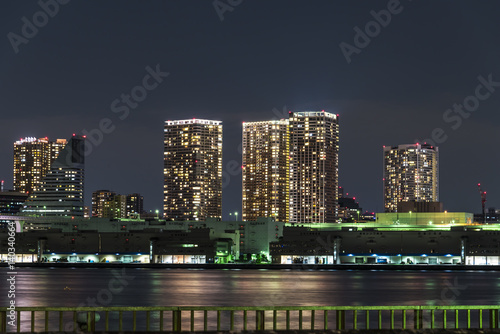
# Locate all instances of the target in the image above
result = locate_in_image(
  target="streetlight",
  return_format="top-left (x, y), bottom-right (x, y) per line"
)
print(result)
top-left (234, 212), bottom-right (238, 221)
top-left (356, 210), bottom-right (360, 223)
top-left (155, 210), bottom-right (159, 219)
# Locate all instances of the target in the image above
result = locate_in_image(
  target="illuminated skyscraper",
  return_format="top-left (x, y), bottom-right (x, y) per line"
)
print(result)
top-left (289, 111), bottom-right (339, 224)
top-left (383, 143), bottom-right (439, 212)
top-left (163, 119), bottom-right (222, 221)
top-left (13, 137), bottom-right (67, 195)
top-left (242, 120), bottom-right (289, 222)
top-left (21, 135), bottom-right (85, 217)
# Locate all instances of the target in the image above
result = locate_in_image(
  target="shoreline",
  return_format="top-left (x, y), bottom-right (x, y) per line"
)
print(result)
top-left (1, 262), bottom-right (500, 270)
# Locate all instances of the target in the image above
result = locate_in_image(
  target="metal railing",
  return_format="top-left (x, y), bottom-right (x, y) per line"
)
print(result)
top-left (1, 305), bottom-right (498, 332)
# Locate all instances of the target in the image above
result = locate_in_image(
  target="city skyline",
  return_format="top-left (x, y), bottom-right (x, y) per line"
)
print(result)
top-left (1, 1), bottom-right (499, 218)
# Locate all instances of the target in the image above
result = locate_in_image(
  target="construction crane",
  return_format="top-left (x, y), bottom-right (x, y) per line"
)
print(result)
top-left (477, 183), bottom-right (487, 224)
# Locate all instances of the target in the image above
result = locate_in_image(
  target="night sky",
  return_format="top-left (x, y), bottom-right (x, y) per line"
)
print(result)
top-left (1, 1), bottom-right (499, 219)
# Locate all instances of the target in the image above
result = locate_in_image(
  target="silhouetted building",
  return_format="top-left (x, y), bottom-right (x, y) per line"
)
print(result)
top-left (397, 201), bottom-right (443, 213)
top-left (474, 207), bottom-right (500, 224)
top-left (338, 196), bottom-right (362, 222)
top-left (0, 191), bottom-right (29, 214)
top-left (126, 193), bottom-right (144, 217)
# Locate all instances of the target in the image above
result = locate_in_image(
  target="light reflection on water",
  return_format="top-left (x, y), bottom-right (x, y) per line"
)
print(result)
top-left (1, 268), bottom-right (499, 308)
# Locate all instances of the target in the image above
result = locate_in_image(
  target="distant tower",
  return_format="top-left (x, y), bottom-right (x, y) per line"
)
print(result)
top-left (103, 194), bottom-right (127, 219)
top-left (126, 193), bottom-right (144, 217)
top-left (13, 137), bottom-right (67, 195)
top-left (21, 135), bottom-right (85, 217)
top-left (383, 143), bottom-right (439, 212)
top-left (91, 190), bottom-right (116, 217)
top-left (242, 120), bottom-right (289, 222)
top-left (163, 119), bottom-right (222, 221)
top-left (289, 111), bottom-right (339, 223)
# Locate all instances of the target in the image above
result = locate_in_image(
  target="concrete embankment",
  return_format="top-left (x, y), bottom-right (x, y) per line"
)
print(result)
top-left (1, 262), bottom-right (500, 270)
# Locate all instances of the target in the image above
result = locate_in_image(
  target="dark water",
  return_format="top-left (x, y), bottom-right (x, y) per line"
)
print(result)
top-left (2, 267), bottom-right (499, 307)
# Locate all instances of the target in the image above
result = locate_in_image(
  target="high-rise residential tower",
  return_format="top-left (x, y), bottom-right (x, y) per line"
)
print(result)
top-left (163, 119), bottom-right (222, 221)
top-left (383, 143), bottom-right (439, 212)
top-left (289, 111), bottom-right (339, 224)
top-left (13, 137), bottom-right (67, 195)
top-left (91, 190), bottom-right (116, 217)
top-left (242, 120), bottom-right (289, 222)
top-left (21, 135), bottom-right (85, 217)
top-left (126, 193), bottom-right (144, 217)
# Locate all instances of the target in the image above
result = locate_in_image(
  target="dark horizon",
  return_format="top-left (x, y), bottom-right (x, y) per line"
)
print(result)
top-left (1, 1), bottom-right (499, 218)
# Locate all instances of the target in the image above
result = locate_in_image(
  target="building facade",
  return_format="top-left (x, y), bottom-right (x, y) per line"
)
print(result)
top-left (21, 135), bottom-right (85, 217)
top-left (91, 190), bottom-right (116, 217)
top-left (289, 111), bottom-right (339, 224)
top-left (0, 191), bottom-right (29, 214)
top-left (242, 120), bottom-right (289, 222)
top-left (163, 119), bottom-right (222, 221)
top-left (103, 194), bottom-right (127, 219)
top-left (383, 143), bottom-right (439, 212)
top-left (126, 193), bottom-right (144, 217)
top-left (13, 137), bottom-right (67, 195)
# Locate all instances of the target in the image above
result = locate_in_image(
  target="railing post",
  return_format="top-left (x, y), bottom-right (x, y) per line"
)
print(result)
top-left (217, 310), bottom-right (221, 331)
top-left (242, 310), bottom-right (246, 331)
top-left (191, 310), bottom-right (195, 332)
top-left (336, 310), bottom-right (345, 330)
top-left (256, 310), bottom-right (265, 330)
top-left (172, 310), bottom-right (182, 332)
top-left (204, 310), bottom-right (208, 331)
top-left (414, 309), bottom-right (422, 329)
top-left (1, 311), bottom-right (6, 333)
top-left (490, 310), bottom-right (498, 328)
top-left (490, 309), bottom-right (498, 329)
top-left (17, 310), bottom-right (21, 332)
top-left (231, 310), bottom-right (235, 331)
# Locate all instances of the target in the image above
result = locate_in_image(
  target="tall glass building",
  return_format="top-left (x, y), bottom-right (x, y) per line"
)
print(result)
top-left (21, 135), bottom-right (85, 217)
top-left (163, 119), bottom-right (222, 221)
top-left (242, 120), bottom-right (289, 223)
top-left (289, 111), bottom-right (339, 224)
top-left (383, 143), bottom-right (439, 212)
top-left (13, 137), bottom-right (67, 195)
